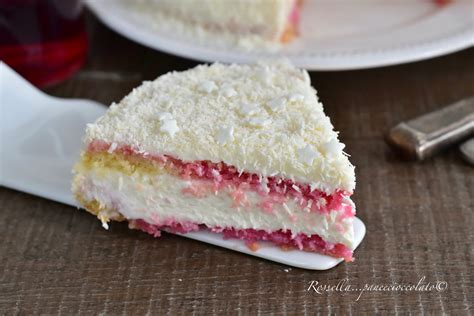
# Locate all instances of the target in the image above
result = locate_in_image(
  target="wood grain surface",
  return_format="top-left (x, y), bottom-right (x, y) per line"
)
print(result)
top-left (1, 13), bottom-right (473, 315)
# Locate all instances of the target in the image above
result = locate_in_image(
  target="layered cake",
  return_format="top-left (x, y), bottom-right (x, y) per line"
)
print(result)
top-left (130, 0), bottom-right (451, 50)
top-left (72, 61), bottom-right (357, 261)
top-left (132, 0), bottom-right (301, 47)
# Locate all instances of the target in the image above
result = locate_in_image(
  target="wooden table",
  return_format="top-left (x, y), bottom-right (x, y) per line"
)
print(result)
top-left (1, 14), bottom-right (473, 314)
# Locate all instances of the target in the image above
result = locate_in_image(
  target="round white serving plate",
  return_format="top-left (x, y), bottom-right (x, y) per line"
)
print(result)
top-left (87, 0), bottom-right (474, 70)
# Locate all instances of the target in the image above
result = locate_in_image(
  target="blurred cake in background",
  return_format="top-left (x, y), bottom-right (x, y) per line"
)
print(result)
top-left (128, 0), bottom-right (452, 51)
top-left (131, 0), bottom-right (301, 49)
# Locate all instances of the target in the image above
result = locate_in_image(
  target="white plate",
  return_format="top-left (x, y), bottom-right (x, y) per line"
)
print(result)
top-left (87, 0), bottom-right (474, 70)
top-left (0, 62), bottom-right (365, 270)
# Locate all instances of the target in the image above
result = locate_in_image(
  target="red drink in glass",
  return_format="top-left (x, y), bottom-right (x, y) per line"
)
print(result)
top-left (0, 0), bottom-right (87, 87)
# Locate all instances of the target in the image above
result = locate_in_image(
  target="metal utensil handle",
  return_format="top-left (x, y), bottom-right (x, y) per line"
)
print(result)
top-left (387, 97), bottom-right (474, 160)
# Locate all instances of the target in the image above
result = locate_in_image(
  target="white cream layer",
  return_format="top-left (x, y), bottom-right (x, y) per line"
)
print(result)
top-left (74, 169), bottom-right (355, 248)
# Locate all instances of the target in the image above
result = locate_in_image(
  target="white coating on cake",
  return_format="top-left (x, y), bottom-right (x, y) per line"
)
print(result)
top-left (129, 0), bottom-right (295, 50)
top-left (84, 61), bottom-right (356, 194)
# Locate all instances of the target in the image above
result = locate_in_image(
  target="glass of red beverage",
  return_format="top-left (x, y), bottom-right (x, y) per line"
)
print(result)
top-left (0, 0), bottom-right (88, 87)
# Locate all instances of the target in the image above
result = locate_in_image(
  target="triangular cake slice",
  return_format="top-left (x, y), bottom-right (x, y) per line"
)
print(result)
top-left (72, 61), bottom-right (357, 261)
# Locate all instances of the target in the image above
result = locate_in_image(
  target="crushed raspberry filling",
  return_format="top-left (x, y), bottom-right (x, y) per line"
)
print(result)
top-left (131, 219), bottom-right (353, 261)
top-left (87, 140), bottom-right (354, 215)
top-left (434, 0), bottom-right (452, 5)
top-left (288, 0), bottom-right (301, 26)
top-left (220, 226), bottom-right (353, 262)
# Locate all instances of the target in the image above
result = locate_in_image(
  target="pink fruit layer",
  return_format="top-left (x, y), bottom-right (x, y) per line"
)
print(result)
top-left (88, 140), bottom-right (355, 217)
top-left (131, 219), bottom-right (353, 261)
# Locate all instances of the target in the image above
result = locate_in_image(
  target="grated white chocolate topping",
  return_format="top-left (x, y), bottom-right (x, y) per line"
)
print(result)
top-left (216, 126), bottom-right (234, 145)
top-left (84, 61), bottom-right (355, 194)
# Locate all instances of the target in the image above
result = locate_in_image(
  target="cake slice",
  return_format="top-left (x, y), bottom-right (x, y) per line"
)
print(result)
top-left (133, 0), bottom-right (301, 46)
top-left (72, 61), bottom-right (357, 261)
top-left (131, 0), bottom-right (448, 49)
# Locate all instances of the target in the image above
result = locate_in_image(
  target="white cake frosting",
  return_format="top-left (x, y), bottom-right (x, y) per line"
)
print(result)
top-left (84, 60), bottom-right (356, 194)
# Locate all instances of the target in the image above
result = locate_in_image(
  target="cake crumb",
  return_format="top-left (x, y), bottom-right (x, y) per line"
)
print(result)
top-left (279, 245), bottom-right (293, 252)
top-left (246, 241), bottom-right (260, 252)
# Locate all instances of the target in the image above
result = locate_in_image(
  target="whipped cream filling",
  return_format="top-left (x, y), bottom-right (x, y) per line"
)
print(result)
top-left (74, 169), bottom-right (355, 248)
